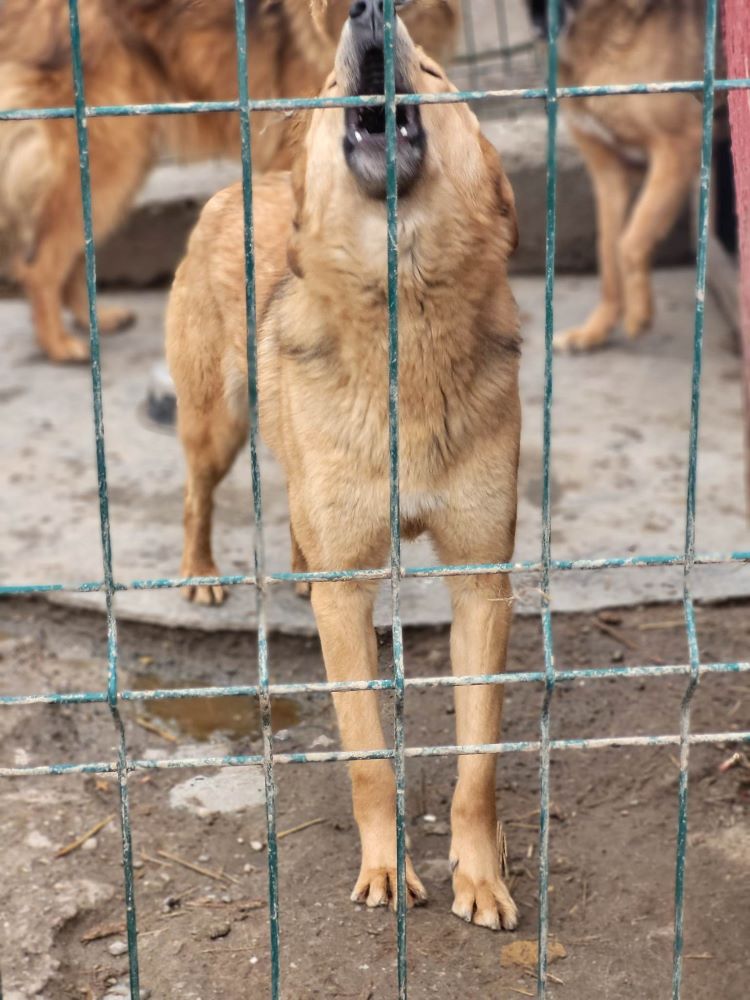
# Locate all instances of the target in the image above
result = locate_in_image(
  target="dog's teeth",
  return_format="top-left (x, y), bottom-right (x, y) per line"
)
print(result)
top-left (354, 130), bottom-right (363, 143)
top-left (400, 126), bottom-right (408, 137)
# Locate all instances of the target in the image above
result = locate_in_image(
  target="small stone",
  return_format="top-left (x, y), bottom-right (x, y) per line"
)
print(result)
top-left (132, 860), bottom-right (144, 870)
top-left (250, 956), bottom-right (258, 965)
top-left (107, 940), bottom-right (128, 957)
top-left (422, 814), bottom-right (437, 823)
top-left (310, 734), bottom-right (335, 748)
top-left (208, 922), bottom-right (232, 940)
top-left (198, 853), bottom-right (210, 862)
top-left (236, 837), bottom-right (245, 845)
top-left (274, 729), bottom-right (291, 742)
top-left (243, 863), bottom-right (253, 873)
top-left (250, 840), bottom-right (264, 851)
top-left (82, 836), bottom-right (97, 851)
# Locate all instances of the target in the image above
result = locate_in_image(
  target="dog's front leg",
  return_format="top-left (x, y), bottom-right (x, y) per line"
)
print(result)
top-left (445, 572), bottom-right (518, 931)
top-left (310, 578), bottom-right (427, 909)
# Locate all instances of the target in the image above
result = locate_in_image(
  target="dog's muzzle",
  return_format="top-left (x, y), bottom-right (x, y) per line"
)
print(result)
top-left (341, 0), bottom-right (426, 199)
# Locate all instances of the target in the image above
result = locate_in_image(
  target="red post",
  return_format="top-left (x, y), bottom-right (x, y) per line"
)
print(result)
top-left (723, 0), bottom-right (750, 506)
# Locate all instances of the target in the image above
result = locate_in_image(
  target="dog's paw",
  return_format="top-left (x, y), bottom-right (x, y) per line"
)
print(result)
top-left (553, 325), bottom-right (609, 353)
top-left (97, 305), bottom-right (136, 335)
top-left (182, 582), bottom-right (227, 606)
top-left (450, 866), bottom-right (518, 931)
top-left (350, 857), bottom-right (427, 910)
top-left (623, 305), bottom-right (653, 340)
top-left (47, 334), bottom-right (90, 364)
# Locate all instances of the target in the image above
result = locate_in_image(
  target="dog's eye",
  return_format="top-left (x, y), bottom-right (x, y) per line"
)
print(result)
top-left (420, 63), bottom-right (443, 81)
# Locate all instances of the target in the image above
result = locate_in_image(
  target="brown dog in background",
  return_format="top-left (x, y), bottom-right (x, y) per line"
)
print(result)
top-left (529, 0), bottom-right (706, 351)
top-left (0, 0), bottom-right (458, 362)
top-left (167, 4), bottom-right (520, 928)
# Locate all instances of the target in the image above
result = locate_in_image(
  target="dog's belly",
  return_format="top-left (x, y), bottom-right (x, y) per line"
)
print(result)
top-left (567, 108), bottom-right (648, 167)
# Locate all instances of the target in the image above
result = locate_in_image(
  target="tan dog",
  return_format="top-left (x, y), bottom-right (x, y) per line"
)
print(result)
top-left (529, 0), bottom-right (706, 351)
top-left (0, 0), bottom-right (458, 362)
top-left (167, 4), bottom-right (520, 929)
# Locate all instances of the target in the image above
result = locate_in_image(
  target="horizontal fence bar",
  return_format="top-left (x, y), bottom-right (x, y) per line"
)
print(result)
top-left (0, 77), bottom-right (748, 123)
top-left (2, 547), bottom-right (750, 595)
top-left (1, 659), bottom-right (748, 708)
top-left (2, 730), bottom-right (748, 779)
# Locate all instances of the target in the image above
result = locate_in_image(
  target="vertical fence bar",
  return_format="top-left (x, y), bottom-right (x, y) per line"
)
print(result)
top-left (460, 0), bottom-right (481, 91)
top-left (537, 1), bottom-right (561, 996)
top-left (672, 1), bottom-right (718, 996)
top-left (65, 0), bottom-right (140, 992)
top-left (233, 2), bottom-right (281, 995)
top-left (383, 1), bottom-right (408, 996)
top-left (493, 0), bottom-right (512, 70)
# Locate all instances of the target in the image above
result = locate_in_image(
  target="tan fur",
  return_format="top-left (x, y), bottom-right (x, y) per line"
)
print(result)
top-left (167, 30), bottom-right (521, 930)
top-left (0, 0), bottom-right (459, 361)
top-left (554, 0), bottom-right (705, 350)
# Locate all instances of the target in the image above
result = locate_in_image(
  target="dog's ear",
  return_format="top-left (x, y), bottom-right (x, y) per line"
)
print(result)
top-left (479, 133), bottom-right (519, 257)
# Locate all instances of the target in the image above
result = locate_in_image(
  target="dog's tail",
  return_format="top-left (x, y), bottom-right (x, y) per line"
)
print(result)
top-left (0, 72), bottom-right (54, 271)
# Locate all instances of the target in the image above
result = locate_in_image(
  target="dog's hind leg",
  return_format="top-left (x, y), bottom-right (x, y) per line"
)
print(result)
top-left (555, 129), bottom-right (632, 352)
top-left (308, 572), bottom-right (427, 909)
top-left (618, 138), bottom-right (698, 339)
top-left (178, 397), bottom-right (247, 605)
top-left (63, 254), bottom-right (135, 335)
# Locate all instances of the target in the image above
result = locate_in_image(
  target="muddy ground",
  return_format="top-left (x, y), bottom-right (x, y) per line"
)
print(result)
top-left (0, 595), bottom-right (748, 1000)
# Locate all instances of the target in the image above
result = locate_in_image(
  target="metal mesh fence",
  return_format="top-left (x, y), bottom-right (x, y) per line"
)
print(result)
top-left (0, 1), bottom-right (749, 998)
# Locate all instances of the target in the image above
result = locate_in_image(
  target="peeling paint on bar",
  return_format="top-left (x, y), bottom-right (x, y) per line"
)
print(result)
top-left (536, 3), bottom-right (561, 994)
top-left (6, 546), bottom-right (750, 595)
top-left (1, 657), bottom-right (749, 708)
top-left (3, 730), bottom-right (748, 779)
top-left (1, 78), bottom-right (750, 123)
top-left (232, 1), bottom-right (282, 994)
top-left (66, 2), bottom-right (141, 990)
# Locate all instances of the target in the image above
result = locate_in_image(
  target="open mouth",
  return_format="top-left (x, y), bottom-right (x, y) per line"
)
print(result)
top-left (343, 47), bottom-right (426, 199)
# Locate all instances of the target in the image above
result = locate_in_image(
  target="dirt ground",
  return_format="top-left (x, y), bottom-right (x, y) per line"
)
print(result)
top-left (0, 594), bottom-right (748, 1000)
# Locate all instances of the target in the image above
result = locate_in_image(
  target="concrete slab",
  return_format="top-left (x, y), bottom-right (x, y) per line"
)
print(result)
top-left (1, 269), bottom-right (747, 633)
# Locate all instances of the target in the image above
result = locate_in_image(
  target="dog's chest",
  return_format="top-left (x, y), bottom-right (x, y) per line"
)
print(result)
top-left (566, 108), bottom-right (648, 167)
top-left (296, 316), bottom-right (512, 485)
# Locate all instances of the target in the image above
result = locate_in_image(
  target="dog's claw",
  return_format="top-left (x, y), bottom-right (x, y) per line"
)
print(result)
top-left (351, 861), bottom-right (427, 911)
top-left (183, 583), bottom-right (227, 606)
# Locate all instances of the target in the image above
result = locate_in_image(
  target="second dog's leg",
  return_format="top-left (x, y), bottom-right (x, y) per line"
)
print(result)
top-left (14, 204), bottom-right (89, 363)
top-left (619, 138), bottom-right (698, 338)
top-left (555, 128), bottom-right (632, 352)
top-left (310, 578), bottom-right (427, 908)
top-left (63, 255), bottom-right (135, 334)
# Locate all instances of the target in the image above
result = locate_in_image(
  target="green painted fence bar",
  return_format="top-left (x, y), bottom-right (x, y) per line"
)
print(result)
top-left (1, 0), bottom-right (748, 997)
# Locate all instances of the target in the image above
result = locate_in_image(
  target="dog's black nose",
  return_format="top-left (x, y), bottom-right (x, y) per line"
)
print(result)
top-left (349, 0), bottom-right (384, 44)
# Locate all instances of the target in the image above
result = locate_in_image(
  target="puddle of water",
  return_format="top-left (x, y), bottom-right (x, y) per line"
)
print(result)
top-left (132, 672), bottom-right (300, 742)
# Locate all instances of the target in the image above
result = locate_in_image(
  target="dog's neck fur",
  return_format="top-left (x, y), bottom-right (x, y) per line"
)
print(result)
top-left (270, 190), bottom-right (519, 483)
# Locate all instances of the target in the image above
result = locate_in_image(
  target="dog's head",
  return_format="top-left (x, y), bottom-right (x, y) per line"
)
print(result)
top-left (289, 1), bottom-right (517, 277)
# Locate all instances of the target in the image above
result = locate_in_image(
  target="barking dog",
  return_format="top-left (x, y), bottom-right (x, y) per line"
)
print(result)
top-left (529, 0), bottom-right (707, 351)
top-left (0, 0), bottom-right (459, 362)
top-left (167, 3), bottom-right (521, 929)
